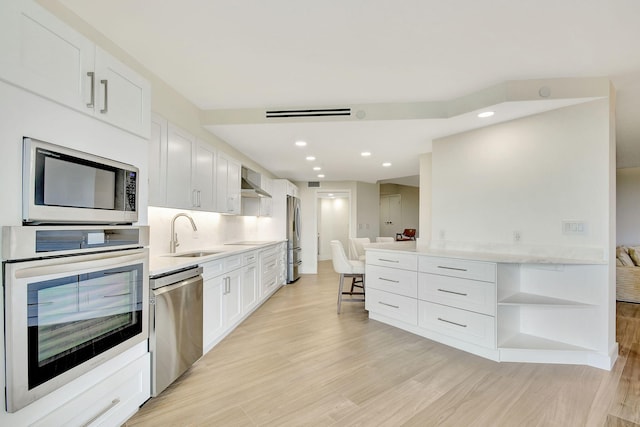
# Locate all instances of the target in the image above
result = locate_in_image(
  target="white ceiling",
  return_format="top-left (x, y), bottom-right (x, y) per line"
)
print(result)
top-left (58, 0), bottom-right (640, 183)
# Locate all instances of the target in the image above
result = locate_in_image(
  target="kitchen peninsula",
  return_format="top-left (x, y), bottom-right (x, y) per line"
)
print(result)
top-left (365, 242), bottom-right (615, 370)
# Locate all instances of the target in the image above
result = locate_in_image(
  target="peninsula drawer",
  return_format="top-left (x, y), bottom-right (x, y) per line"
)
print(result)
top-left (418, 273), bottom-right (496, 316)
top-left (366, 264), bottom-right (417, 298)
top-left (367, 251), bottom-right (417, 271)
top-left (418, 301), bottom-right (495, 349)
top-left (418, 256), bottom-right (496, 283)
top-left (366, 288), bottom-right (417, 325)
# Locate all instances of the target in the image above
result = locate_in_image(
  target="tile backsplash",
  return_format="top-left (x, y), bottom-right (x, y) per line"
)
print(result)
top-left (147, 206), bottom-right (280, 256)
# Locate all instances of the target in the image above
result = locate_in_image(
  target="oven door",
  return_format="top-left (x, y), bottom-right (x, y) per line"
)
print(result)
top-left (3, 248), bottom-right (148, 412)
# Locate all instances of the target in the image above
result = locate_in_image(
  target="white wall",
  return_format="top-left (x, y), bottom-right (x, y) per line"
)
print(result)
top-left (356, 181), bottom-right (379, 239)
top-left (431, 99), bottom-right (611, 257)
top-left (617, 167), bottom-right (640, 245)
top-left (418, 153), bottom-right (433, 245)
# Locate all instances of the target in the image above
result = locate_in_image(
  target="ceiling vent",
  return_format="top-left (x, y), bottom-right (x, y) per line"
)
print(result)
top-left (308, 181), bottom-right (321, 188)
top-left (266, 108), bottom-right (351, 119)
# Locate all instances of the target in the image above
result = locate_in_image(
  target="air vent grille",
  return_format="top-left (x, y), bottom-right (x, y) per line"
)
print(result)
top-left (308, 181), bottom-right (321, 188)
top-left (266, 108), bottom-right (351, 118)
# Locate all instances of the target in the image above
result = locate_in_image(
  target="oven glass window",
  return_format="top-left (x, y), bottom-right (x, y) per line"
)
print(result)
top-left (27, 264), bottom-right (143, 389)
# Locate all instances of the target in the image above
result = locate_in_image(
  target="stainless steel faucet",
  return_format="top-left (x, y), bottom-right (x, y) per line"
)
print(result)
top-left (169, 213), bottom-right (198, 253)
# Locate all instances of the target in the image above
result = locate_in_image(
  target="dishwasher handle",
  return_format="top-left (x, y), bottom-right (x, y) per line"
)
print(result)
top-left (150, 266), bottom-right (203, 290)
top-left (151, 273), bottom-right (203, 297)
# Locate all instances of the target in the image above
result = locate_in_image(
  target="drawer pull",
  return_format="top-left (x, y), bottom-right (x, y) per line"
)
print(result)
top-left (378, 258), bottom-right (400, 263)
top-left (437, 288), bottom-right (468, 297)
top-left (379, 277), bottom-right (400, 283)
top-left (378, 301), bottom-right (400, 309)
top-left (437, 266), bottom-right (467, 272)
top-left (437, 317), bottom-right (467, 328)
top-left (82, 398), bottom-right (120, 426)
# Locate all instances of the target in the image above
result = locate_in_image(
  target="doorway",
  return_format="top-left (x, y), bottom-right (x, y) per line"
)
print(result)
top-left (380, 194), bottom-right (402, 238)
top-left (317, 191), bottom-right (351, 261)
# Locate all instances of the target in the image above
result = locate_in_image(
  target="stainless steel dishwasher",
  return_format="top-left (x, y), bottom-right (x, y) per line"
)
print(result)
top-left (149, 266), bottom-right (203, 397)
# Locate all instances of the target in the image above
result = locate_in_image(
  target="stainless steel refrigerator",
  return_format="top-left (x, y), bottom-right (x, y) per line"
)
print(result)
top-left (287, 195), bottom-right (302, 282)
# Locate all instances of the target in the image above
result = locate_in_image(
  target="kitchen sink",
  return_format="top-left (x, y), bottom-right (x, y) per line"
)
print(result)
top-left (171, 251), bottom-right (221, 258)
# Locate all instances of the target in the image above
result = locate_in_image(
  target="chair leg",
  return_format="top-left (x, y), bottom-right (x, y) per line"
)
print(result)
top-left (337, 273), bottom-right (345, 314)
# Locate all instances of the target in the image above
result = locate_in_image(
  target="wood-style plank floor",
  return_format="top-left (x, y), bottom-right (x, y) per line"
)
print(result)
top-left (126, 261), bottom-right (640, 426)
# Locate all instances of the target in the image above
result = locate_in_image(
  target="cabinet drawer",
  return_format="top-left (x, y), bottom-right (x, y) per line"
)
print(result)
top-left (225, 254), bottom-right (242, 271)
top-left (32, 352), bottom-right (150, 427)
top-left (366, 288), bottom-right (417, 325)
top-left (201, 258), bottom-right (224, 279)
top-left (419, 256), bottom-right (496, 282)
top-left (367, 251), bottom-right (417, 271)
top-left (418, 301), bottom-right (495, 349)
top-left (366, 264), bottom-right (417, 298)
top-left (243, 251), bottom-right (257, 265)
top-left (418, 273), bottom-right (496, 316)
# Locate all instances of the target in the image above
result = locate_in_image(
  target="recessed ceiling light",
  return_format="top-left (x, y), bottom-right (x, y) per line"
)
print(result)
top-left (295, 140), bottom-right (307, 147)
top-left (361, 151), bottom-right (371, 157)
top-left (477, 111), bottom-right (495, 118)
top-left (306, 156), bottom-right (316, 161)
top-left (382, 162), bottom-right (392, 167)
top-left (328, 193), bottom-right (334, 197)
top-left (313, 166), bottom-right (321, 171)
top-left (317, 174), bottom-right (325, 178)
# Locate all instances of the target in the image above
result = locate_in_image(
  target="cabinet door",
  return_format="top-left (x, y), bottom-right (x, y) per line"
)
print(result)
top-left (242, 263), bottom-right (258, 313)
top-left (194, 139), bottom-right (216, 211)
top-left (94, 47), bottom-right (151, 138)
top-left (148, 113), bottom-right (167, 206)
top-left (216, 153), bottom-right (240, 215)
top-left (0, 0), bottom-right (94, 112)
top-left (203, 275), bottom-right (225, 349)
top-left (166, 123), bottom-right (195, 209)
top-left (224, 269), bottom-right (243, 328)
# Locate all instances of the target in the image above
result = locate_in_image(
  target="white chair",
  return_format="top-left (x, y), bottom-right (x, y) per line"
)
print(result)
top-left (349, 237), bottom-right (370, 261)
top-left (376, 236), bottom-right (395, 243)
top-left (330, 240), bottom-right (365, 314)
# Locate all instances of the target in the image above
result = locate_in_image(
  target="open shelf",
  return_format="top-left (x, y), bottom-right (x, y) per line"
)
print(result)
top-left (499, 332), bottom-right (593, 351)
top-left (498, 292), bottom-right (594, 307)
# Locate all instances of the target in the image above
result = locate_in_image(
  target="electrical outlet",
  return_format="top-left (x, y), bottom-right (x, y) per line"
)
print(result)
top-left (513, 231), bottom-right (521, 242)
top-left (439, 229), bottom-right (446, 239)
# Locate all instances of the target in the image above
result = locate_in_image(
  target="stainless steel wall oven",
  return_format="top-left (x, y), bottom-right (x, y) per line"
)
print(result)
top-left (2, 225), bottom-right (149, 412)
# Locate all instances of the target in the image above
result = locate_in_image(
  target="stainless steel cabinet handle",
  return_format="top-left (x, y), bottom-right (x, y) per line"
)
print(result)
top-left (100, 79), bottom-right (108, 113)
top-left (437, 317), bottom-right (467, 328)
top-left (198, 190), bottom-right (202, 207)
top-left (82, 398), bottom-right (120, 427)
top-left (86, 71), bottom-right (95, 108)
top-left (378, 301), bottom-right (399, 309)
top-left (192, 190), bottom-right (197, 207)
top-left (378, 258), bottom-right (399, 263)
top-left (437, 265), bottom-right (467, 272)
top-left (379, 277), bottom-right (399, 283)
top-left (437, 288), bottom-right (468, 296)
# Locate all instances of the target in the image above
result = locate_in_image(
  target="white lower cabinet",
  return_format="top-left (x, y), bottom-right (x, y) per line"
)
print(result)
top-left (366, 288), bottom-right (418, 325)
top-left (202, 247), bottom-right (282, 352)
top-left (366, 248), bottom-right (614, 370)
top-left (31, 352), bottom-right (150, 427)
top-left (418, 300), bottom-right (496, 348)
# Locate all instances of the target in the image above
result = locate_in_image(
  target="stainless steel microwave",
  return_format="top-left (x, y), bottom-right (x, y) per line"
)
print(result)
top-left (22, 137), bottom-right (138, 225)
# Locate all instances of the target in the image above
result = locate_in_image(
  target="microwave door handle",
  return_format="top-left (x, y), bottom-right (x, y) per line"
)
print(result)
top-left (13, 251), bottom-right (145, 280)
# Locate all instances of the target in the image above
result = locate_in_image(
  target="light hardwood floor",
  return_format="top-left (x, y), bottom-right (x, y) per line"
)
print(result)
top-left (126, 261), bottom-right (640, 426)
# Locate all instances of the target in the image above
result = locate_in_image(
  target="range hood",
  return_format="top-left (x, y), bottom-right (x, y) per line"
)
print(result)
top-left (241, 167), bottom-right (271, 198)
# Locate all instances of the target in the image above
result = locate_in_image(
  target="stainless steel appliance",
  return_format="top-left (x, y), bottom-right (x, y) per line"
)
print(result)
top-left (149, 266), bottom-right (203, 397)
top-left (22, 137), bottom-right (139, 225)
top-left (2, 225), bottom-right (149, 412)
top-left (287, 195), bottom-right (301, 283)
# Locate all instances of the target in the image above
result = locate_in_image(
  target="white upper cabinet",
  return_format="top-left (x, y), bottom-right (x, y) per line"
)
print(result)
top-left (150, 117), bottom-right (218, 211)
top-left (194, 138), bottom-right (216, 211)
top-left (149, 114), bottom-right (168, 206)
top-left (216, 153), bottom-right (241, 215)
top-left (165, 123), bottom-right (196, 209)
top-left (0, 0), bottom-right (150, 138)
top-left (93, 47), bottom-right (150, 138)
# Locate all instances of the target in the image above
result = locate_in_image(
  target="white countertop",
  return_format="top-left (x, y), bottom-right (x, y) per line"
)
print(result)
top-left (149, 240), bottom-right (284, 276)
top-left (364, 242), bottom-right (608, 265)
